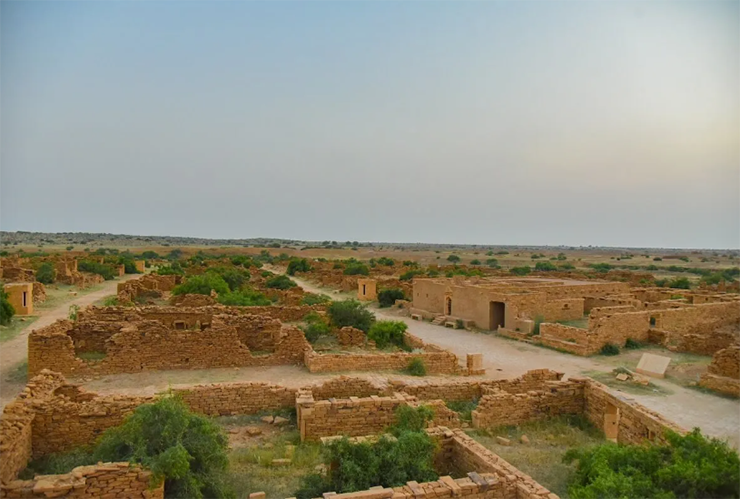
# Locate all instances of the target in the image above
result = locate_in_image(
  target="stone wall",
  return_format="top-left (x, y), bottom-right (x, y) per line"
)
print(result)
top-left (337, 326), bottom-right (369, 347)
top-left (304, 346), bottom-right (460, 375)
top-left (699, 345), bottom-right (740, 398)
top-left (0, 463), bottom-right (163, 499)
top-left (116, 275), bottom-right (179, 303)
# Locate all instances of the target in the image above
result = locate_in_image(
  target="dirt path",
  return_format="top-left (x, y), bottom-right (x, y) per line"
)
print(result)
top-left (0, 274), bottom-right (139, 408)
top-left (283, 271), bottom-right (740, 447)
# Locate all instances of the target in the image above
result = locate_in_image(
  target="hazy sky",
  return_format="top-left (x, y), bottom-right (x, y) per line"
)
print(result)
top-left (1, 1), bottom-right (738, 248)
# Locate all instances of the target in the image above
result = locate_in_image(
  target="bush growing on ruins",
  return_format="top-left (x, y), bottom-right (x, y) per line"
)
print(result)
top-left (93, 394), bottom-right (233, 499)
top-left (400, 269), bottom-right (423, 281)
top-left (217, 288), bottom-right (271, 306)
top-left (295, 406), bottom-right (437, 498)
top-left (36, 262), bottom-right (55, 284)
top-left (0, 290), bottom-right (15, 326)
top-left (446, 254), bottom-right (461, 263)
top-left (229, 255), bottom-right (258, 268)
top-left (287, 258), bottom-right (312, 275)
top-left (157, 261), bottom-right (184, 275)
top-left (535, 261), bottom-right (557, 272)
top-left (564, 428), bottom-right (739, 499)
top-left (668, 277), bottom-right (691, 289)
top-left (78, 260), bottom-right (116, 280)
top-left (172, 274), bottom-right (229, 296)
top-left (265, 274), bottom-right (297, 290)
top-left (206, 266), bottom-right (250, 291)
top-left (600, 343), bottom-right (620, 356)
top-left (368, 320), bottom-right (408, 349)
top-left (302, 313), bottom-right (331, 343)
top-left (141, 251), bottom-right (160, 259)
top-left (301, 293), bottom-right (332, 306)
top-left (406, 358), bottom-right (427, 376)
top-left (343, 263), bottom-right (370, 276)
top-left (378, 288), bottom-right (405, 308)
top-left (328, 300), bottom-right (376, 332)
top-left (426, 269), bottom-right (440, 277)
top-left (624, 338), bottom-right (643, 349)
top-left (510, 266), bottom-right (531, 276)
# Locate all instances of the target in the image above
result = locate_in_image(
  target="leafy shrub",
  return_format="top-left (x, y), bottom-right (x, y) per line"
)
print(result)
top-left (217, 288), bottom-right (271, 306)
top-left (624, 338), bottom-right (643, 349)
top-left (229, 255), bottom-right (257, 268)
top-left (287, 258), bottom-right (312, 275)
top-left (376, 257), bottom-right (395, 266)
top-left (367, 320), bottom-right (408, 349)
top-left (445, 399), bottom-right (479, 422)
top-left (36, 262), bottom-right (55, 284)
top-left (668, 277), bottom-right (691, 289)
top-left (328, 300), bottom-right (375, 332)
top-left (343, 263), bottom-right (370, 276)
top-left (302, 313), bottom-right (332, 343)
top-left (206, 267), bottom-right (250, 292)
top-left (559, 263), bottom-right (575, 270)
top-left (400, 270), bottom-right (423, 281)
top-left (265, 275), bottom-right (297, 290)
top-left (301, 293), bottom-right (332, 306)
top-left (564, 428), bottom-right (739, 499)
top-left (534, 261), bottom-right (557, 271)
top-left (446, 255), bottom-right (461, 263)
top-left (406, 358), bottom-right (426, 376)
top-left (141, 251), bottom-right (160, 259)
top-left (600, 343), bottom-right (620, 356)
top-left (510, 266), bottom-right (531, 276)
top-left (78, 260), bottom-right (115, 280)
top-left (470, 259), bottom-right (481, 266)
top-left (172, 274), bottom-right (230, 296)
top-left (117, 253), bottom-right (141, 274)
top-left (378, 289), bottom-right (405, 308)
top-left (93, 395), bottom-right (232, 499)
top-left (157, 261), bottom-right (184, 275)
top-left (486, 258), bottom-right (499, 268)
top-left (295, 406), bottom-right (437, 498)
top-left (0, 290), bottom-right (15, 326)
top-left (589, 263), bottom-right (613, 273)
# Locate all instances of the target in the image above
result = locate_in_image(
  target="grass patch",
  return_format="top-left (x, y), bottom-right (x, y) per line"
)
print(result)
top-left (582, 370), bottom-right (673, 396)
top-left (445, 398), bottom-right (479, 422)
top-left (6, 361), bottom-right (28, 383)
top-left (0, 316), bottom-right (39, 343)
top-left (36, 283), bottom-right (105, 311)
top-left (19, 447), bottom-right (95, 479)
top-left (468, 415), bottom-right (603, 499)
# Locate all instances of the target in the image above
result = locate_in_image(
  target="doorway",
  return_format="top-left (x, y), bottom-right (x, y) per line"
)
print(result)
top-left (445, 296), bottom-right (452, 316)
top-left (489, 301), bottom-right (505, 330)
top-left (604, 402), bottom-right (620, 442)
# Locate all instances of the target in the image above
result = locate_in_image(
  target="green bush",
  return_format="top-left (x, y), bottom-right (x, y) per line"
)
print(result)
top-left (206, 267), bottom-right (250, 292)
top-left (36, 262), bottom-right (55, 284)
top-left (470, 259), bottom-right (481, 266)
top-left (624, 338), bottom-right (643, 349)
top-left (589, 263), bottom-right (613, 273)
top-left (558, 263), bottom-right (575, 270)
top-left (295, 406), bottom-right (437, 498)
top-left (378, 289), bottom-right (405, 308)
top-left (343, 263), bottom-right (370, 276)
top-left (301, 293), bottom-right (332, 306)
top-left (78, 260), bottom-right (116, 280)
top-left (302, 314), bottom-right (332, 343)
top-left (564, 428), bottom-right (739, 499)
top-left (287, 258), bottom-right (312, 275)
top-left (93, 395), bottom-right (233, 499)
top-left (510, 266), bottom-right (531, 276)
top-left (172, 274), bottom-right (230, 296)
top-left (377, 257), bottom-right (395, 267)
top-left (534, 261), bottom-right (557, 272)
top-left (446, 255), bottom-right (461, 263)
top-left (229, 255), bottom-right (257, 268)
top-left (668, 277), bottom-right (691, 289)
top-left (445, 399), bottom-right (479, 422)
top-left (217, 288), bottom-right (271, 306)
top-left (400, 270), bottom-right (423, 281)
top-left (141, 251), bottom-right (160, 260)
top-left (406, 358), bottom-right (426, 376)
top-left (328, 300), bottom-right (376, 332)
top-left (600, 343), bottom-right (620, 356)
top-left (157, 261), bottom-right (184, 275)
top-left (0, 290), bottom-right (15, 326)
top-left (486, 258), bottom-right (499, 268)
top-left (118, 253), bottom-right (141, 274)
top-left (367, 320), bottom-right (408, 349)
top-left (265, 275), bottom-right (297, 290)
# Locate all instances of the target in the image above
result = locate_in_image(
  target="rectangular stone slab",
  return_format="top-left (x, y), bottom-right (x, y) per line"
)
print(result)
top-left (635, 353), bottom-right (671, 378)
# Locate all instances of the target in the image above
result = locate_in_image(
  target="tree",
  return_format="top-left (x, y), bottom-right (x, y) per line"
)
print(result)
top-left (368, 320), bottom-right (408, 349)
top-left (377, 289), bottom-right (405, 308)
top-left (0, 290), bottom-right (15, 326)
top-left (36, 262), bottom-right (56, 284)
top-left (93, 395), bottom-right (233, 499)
top-left (328, 300), bottom-right (375, 332)
top-left (446, 255), bottom-right (461, 263)
top-left (206, 267), bottom-right (249, 292)
top-left (287, 258), bottom-right (312, 275)
top-left (172, 274), bottom-right (229, 296)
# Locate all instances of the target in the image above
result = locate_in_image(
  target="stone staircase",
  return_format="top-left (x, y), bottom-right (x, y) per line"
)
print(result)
top-left (431, 315), bottom-right (447, 326)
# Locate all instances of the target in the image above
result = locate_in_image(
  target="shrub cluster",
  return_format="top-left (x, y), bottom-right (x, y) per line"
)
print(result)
top-left (367, 320), bottom-right (408, 349)
top-left (0, 290), bottom-right (14, 326)
top-left (400, 270), bottom-right (423, 281)
top-left (510, 266), bottom-right (531, 276)
top-left (534, 261), bottom-right (557, 272)
top-left (217, 288), bottom-right (271, 306)
top-left (328, 300), bottom-right (375, 332)
top-left (301, 293), bottom-right (332, 306)
top-left (36, 262), bottom-right (55, 284)
top-left (287, 258), bottom-right (312, 275)
top-left (78, 260), bottom-right (116, 280)
top-left (172, 274), bottom-right (230, 296)
top-left (378, 288), bottom-right (405, 308)
top-left (600, 343), bottom-right (620, 356)
top-left (265, 274), bottom-right (297, 290)
top-left (302, 312), bottom-right (331, 343)
top-left (406, 358), bottom-right (426, 376)
top-left (343, 263), bottom-right (370, 276)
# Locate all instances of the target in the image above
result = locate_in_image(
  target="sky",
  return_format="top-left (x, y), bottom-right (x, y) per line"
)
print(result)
top-left (1, 1), bottom-right (738, 249)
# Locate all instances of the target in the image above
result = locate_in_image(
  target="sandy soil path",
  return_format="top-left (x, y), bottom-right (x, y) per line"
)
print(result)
top-left (0, 274), bottom-right (139, 407)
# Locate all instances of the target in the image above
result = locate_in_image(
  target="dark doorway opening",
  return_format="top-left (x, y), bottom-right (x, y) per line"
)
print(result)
top-left (445, 297), bottom-right (452, 315)
top-left (489, 301), bottom-right (505, 330)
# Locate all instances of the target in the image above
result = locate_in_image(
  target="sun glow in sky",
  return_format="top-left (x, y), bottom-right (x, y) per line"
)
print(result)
top-left (1, 1), bottom-right (738, 248)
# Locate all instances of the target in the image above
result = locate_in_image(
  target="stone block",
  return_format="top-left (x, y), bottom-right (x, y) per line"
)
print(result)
top-left (635, 353), bottom-right (671, 378)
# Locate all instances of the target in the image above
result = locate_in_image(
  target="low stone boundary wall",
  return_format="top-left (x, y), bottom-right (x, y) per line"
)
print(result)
top-left (699, 345), bottom-right (740, 397)
top-left (0, 463), bottom-right (163, 499)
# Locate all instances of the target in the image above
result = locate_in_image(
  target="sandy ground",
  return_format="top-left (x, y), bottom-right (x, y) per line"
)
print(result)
top-left (0, 274), bottom-right (139, 408)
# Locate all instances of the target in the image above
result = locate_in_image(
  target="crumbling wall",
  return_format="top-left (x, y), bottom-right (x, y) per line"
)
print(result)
top-left (337, 326), bottom-right (369, 347)
top-left (117, 274), bottom-right (179, 303)
top-left (304, 348), bottom-right (460, 375)
top-left (699, 345), bottom-right (740, 398)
